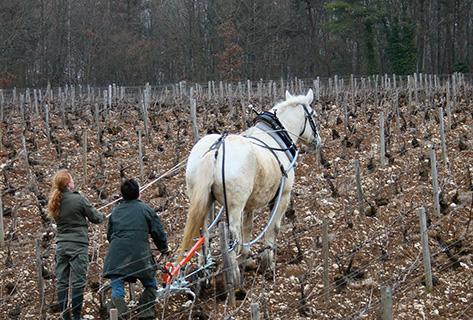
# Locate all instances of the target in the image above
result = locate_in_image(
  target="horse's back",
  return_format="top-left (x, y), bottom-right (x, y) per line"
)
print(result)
top-left (186, 134), bottom-right (257, 200)
top-left (186, 133), bottom-right (256, 180)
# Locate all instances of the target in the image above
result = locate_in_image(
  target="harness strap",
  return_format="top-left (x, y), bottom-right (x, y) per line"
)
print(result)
top-left (207, 130), bottom-right (229, 159)
top-left (221, 135), bottom-right (230, 228)
top-left (206, 131), bottom-right (231, 239)
top-left (246, 136), bottom-right (287, 177)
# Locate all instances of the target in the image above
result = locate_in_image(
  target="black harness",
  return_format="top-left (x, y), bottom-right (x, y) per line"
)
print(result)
top-left (252, 111), bottom-right (298, 159)
top-left (300, 104), bottom-right (319, 139)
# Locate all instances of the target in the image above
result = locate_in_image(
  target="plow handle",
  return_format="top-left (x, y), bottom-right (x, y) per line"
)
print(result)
top-left (162, 236), bottom-right (206, 284)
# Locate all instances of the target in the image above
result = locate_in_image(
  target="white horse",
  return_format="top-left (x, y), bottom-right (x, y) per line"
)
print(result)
top-left (178, 89), bottom-right (320, 277)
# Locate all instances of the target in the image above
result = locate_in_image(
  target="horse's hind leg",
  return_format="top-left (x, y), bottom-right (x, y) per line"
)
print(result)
top-left (261, 191), bottom-right (291, 271)
top-left (240, 210), bottom-right (254, 268)
top-left (199, 201), bottom-right (214, 267)
top-left (193, 202), bottom-right (214, 297)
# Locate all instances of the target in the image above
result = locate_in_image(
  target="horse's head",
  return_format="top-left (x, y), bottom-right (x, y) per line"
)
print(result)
top-left (281, 89), bottom-right (321, 150)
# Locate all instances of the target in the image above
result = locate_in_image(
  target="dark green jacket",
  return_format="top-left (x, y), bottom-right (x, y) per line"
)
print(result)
top-left (56, 191), bottom-right (105, 245)
top-left (102, 199), bottom-right (168, 279)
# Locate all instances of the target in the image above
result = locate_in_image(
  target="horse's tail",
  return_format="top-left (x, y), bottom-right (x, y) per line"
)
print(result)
top-left (178, 153), bottom-right (214, 258)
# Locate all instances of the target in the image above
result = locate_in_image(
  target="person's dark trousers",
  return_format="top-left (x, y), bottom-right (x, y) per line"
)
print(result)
top-left (55, 242), bottom-right (89, 320)
top-left (110, 277), bottom-right (157, 319)
top-left (57, 288), bottom-right (71, 320)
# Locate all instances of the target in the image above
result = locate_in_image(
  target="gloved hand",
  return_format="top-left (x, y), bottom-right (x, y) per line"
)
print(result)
top-left (160, 247), bottom-right (171, 260)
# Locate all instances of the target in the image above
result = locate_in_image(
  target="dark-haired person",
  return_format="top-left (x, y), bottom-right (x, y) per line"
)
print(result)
top-left (103, 179), bottom-right (169, 319)
top-left (47, 169), bottom-right (105, 320)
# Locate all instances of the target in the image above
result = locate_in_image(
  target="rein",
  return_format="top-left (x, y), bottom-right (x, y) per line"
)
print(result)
top-left (98, 159), bottom-right (187, 217)
top-left (207, 131), bottom-right (232, 236)
top-left (300, 104), bottom-right (319, 139)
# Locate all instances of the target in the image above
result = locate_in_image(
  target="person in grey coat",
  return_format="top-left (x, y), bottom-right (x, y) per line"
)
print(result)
top-left (103, 179), bottom-right (169, 319)
top-left (48, 169), bottom-right (105, 320)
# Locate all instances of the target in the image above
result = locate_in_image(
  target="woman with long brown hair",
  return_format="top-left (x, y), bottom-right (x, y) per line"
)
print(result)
top-left (48, 169), bottom-right (104, 320)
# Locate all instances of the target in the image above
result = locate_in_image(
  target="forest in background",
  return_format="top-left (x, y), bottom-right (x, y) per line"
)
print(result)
top-left (1, 0), bottom-right (472, 87)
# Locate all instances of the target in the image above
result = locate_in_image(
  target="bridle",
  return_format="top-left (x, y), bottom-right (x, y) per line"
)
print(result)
top-left (299, 104), bottom-right (320, 145)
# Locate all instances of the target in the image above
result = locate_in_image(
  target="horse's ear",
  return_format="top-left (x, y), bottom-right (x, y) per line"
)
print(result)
top-left (285, 90), bottom-right (293, 100)
top-left (306, 89), bottom-right (314, 104)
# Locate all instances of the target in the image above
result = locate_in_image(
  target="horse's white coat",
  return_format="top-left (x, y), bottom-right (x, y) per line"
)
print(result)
top-left (179, 90), bottom-right (319, 275)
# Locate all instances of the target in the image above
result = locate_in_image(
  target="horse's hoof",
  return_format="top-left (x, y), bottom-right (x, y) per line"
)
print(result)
top-left (263, 270), bottom-right (274, 280)
top-left (242, 258), bottom-right (258, 271)
top-left (260, 251), bottom-right (275, 272)
top-left (235, 288), bottom-right (247, 300)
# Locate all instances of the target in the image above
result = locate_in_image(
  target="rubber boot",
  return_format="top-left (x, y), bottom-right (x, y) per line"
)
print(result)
top-left (71, 289), bottom-right (84, 320)
top-left (137, 287), bottom-right (156, 319)
top-left (57, 289), bottom-right (72, 320)
top-left (111, 297), bottom-right (128, 318)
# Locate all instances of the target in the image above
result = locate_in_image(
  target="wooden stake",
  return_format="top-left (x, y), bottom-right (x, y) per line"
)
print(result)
top-left (250, 303), bottom-right (260, 320)
top-left (438, 107), bottom-right (448, 168)
top-left (394, 90), bottom-right (400, 131)
top-left (108, 84), bottom-right (112, 108)
top-left (71, 86), bottom-right (75, 111)
top-left (26, 88), bottom-right (31, 112)
top-left (219, 81), bottom-right (224, 101)
top-left (109, 308), bottom-right (118, 320)
top-left (407, 75), bottom-right (412, 109)
top-left (44, 104), bottom-right (51, 142)
top-left (322, 218), bottom-right (330, 300)
top-left (35, 239), bottom-right (45, 319)
top-left (446, 81), bottom-right (452, 131)
top-left (315, 144), bottom-right (322, 168)
top-left (258, 79), bottom-right (263, 105)
top-left (83, 131), bottom-right (88, 186)
top-left (103, 90), bottom-right (108, 122)
top-left (354, 159), bottom-right (364, 216)
top-left (208, 81), bottom-right (212, 100)
top-left (414, 73), bottom-right (418, 106)
top-left (380, 286), bottom-right (393, 320)
top-left (95, 103), bottom-right (100, 142)
top-left (219, 222), bottom-right (236, 308)
top-left (429, 146), bottom-right (440, 217)
top-left (212, 81), bottom-right (216, 99)
top-left (418, 207), bottom-right (433, 291)
top-left (0, 195), bottom-right (4, 248)
top-left (22, 135), bottom-right (30, 174)
top-left (190, 98), bottom-right (199, 143)
top-left (138, 129), bottom-right (144, 183)
top-left (380, 112), bottom-right (386, 166)
top-left (280, 78), bottom-right (285, 98)
top-left (33, 89), bottom-right (39, 116)
top-left (12, 87), bottom-right (17, 104)
top-left (334, 75), bottom-right (339, 106)
top-left (343, 100), bottom-right (348, 136)
top-left (0, 89), bottom-right (3, 122)
top-left (20, 94), bottom-right (25, 123)
top-left (247, 80), bottom-right (251, 102)
top-left (143, 84), bottom-right (150, 140)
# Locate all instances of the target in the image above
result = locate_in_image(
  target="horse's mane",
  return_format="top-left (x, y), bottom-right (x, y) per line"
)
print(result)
top-left (272, 95), bottom-right (309, 112)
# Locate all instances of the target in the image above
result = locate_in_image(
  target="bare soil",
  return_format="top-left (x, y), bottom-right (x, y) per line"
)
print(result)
top-left (0, 92), bottom-right (472, 319)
